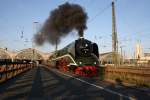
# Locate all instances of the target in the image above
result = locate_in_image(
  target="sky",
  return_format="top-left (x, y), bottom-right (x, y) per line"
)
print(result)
top-left (0, 0), bottom-right (150, 58)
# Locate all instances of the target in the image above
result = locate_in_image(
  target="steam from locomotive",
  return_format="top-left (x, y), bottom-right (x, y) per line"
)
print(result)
top-left (34, 2), bottom-right (88, 45)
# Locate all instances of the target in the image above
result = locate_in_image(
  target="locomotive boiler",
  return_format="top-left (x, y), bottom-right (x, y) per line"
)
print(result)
top-left (48, 37), bottom-right (100, 76)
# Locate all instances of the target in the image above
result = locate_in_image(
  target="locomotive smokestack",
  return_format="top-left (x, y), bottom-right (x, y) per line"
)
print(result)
top-left (79, 29), bottom-right (84, 38)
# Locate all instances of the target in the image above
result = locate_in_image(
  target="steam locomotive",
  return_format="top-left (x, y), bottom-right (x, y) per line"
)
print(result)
top-left (48, 37), bottom-right (100, 76)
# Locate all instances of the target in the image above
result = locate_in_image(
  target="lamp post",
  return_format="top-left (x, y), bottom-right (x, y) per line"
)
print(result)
top-left (32, 21), bottom-right (40, 66)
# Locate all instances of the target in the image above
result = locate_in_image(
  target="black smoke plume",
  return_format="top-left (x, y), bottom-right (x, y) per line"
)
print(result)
top-left (34, 2), bottom-right (88, 45)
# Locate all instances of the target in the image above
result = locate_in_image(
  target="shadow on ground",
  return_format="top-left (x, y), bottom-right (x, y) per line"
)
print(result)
top-left (0, 66), bottom-right (149, 100)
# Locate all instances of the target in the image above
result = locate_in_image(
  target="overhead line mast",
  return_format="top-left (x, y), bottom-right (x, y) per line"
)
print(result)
top-left (112, 0), bottom-right (118, 66)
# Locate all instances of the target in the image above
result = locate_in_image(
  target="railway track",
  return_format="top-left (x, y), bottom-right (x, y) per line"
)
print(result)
top-left (104, 66), bottom-right (150, 87)
top-left (0, 65), bottom-right (150, 100)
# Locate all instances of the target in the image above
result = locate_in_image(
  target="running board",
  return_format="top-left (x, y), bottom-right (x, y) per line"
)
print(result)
top-left (50, 54), bottom-right (78, 66)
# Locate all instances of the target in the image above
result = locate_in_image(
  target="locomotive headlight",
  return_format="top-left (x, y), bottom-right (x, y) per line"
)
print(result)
top-left (79, 62), bottom-right (82, 64)
top-left (94, 62), bottom-right (97, 65)
top-left (85, 44), bottom-right (88, 47)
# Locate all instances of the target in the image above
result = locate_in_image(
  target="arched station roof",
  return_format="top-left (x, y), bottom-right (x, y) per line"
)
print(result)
top-left (15, 48), bottom-right (44, 60)
top-left (0, 48), bottom-right (11, 59)
top-left (99, 52), bottom-right (121, 63)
